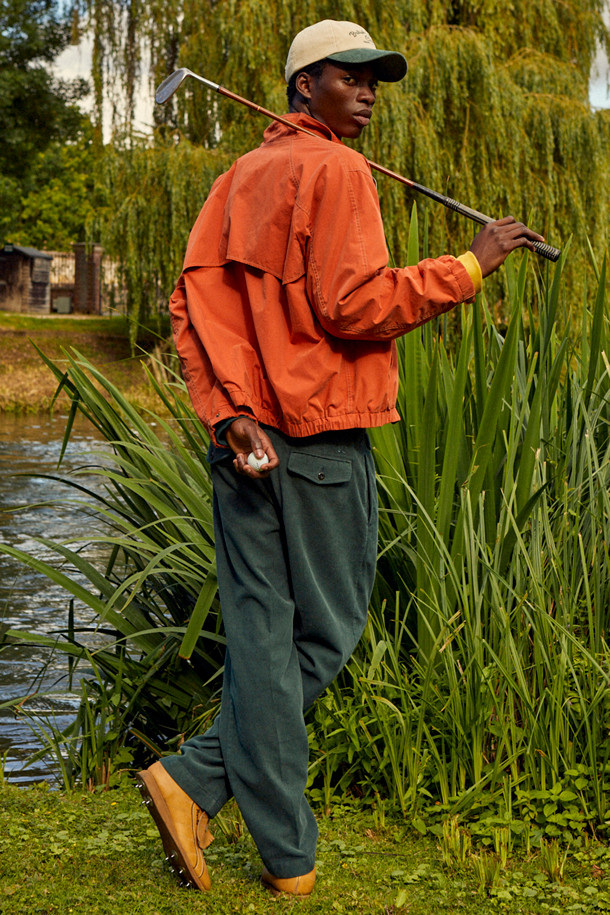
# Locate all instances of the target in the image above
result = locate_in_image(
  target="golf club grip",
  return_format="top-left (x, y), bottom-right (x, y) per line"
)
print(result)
top-left (530, 240), bottom-right (561, 262)
top-left (443, 197), bottom-right (561, 262)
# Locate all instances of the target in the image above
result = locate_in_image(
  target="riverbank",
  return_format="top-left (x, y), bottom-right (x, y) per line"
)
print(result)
top-left (2, 779), bottom-right (610, 914)
top-left (0, 314), bottom-right (166, 412)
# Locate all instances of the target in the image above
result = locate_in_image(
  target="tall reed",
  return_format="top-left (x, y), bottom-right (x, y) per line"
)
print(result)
top-left (309, 214), bottom-right (610, 834)
top-left (1, 352), bottom-right (225, 779)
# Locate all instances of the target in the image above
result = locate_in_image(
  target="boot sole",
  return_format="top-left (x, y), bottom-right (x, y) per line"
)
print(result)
top-left (137, 768), bottom-right (211, 891)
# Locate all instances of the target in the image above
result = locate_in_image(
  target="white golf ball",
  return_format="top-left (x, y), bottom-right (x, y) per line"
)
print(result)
top-left (247, 452), bottom-right (270, 471)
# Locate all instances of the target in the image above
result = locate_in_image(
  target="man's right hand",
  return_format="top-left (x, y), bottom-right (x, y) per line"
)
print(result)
top-left (225, 417), bottom-right (280, 478)
top-left (469, 216), bottom-right (545, 277)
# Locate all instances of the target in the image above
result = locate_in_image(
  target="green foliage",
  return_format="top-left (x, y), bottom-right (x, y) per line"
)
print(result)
top-left (306, 239), bottom-right (610, 840)
top-left (0, 347), bottom-right (224, 778)
top-left (9, 121), bottom-right (106, 249)
top-left (1, 0), bottom-right (71, 65)
top-left (101, 138), bottom-right (233, 336)
top-left (0, 0), bottom-right (95, 244)
top-left (81, 0), bottom-right (610, 323)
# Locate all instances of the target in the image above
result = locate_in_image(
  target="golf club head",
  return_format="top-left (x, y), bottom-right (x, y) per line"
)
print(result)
top-left (155, 68), bottom-right (195, 104)
top-left (155, 68), bottom-right (220, 104)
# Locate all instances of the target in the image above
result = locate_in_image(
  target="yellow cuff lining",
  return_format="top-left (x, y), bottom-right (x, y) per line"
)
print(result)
top-left (456, 251), bottom-right (483, 295)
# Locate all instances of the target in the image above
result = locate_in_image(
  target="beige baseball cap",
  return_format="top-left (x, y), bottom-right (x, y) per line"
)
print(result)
top-left (285, 19), bottom-right (407, 83)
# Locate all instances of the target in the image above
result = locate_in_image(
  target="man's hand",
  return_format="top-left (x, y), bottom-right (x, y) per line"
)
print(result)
top-left (469, 216), bottom-right (546, 278)
top-left (225, 417), bottom-right (280, 477)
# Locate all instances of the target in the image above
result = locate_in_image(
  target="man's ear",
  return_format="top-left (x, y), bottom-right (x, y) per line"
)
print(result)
top-left (295, 71), bottom-right (313, 101)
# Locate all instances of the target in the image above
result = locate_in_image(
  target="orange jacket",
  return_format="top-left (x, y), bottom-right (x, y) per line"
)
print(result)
top-left (169, 114), bottom-right (477, 444)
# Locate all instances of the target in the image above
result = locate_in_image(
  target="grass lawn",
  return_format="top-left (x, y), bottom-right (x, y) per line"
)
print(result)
top-left (0, 313), bottom-right (166, 412)
top-left (2, 779), bottom-right (610, 914)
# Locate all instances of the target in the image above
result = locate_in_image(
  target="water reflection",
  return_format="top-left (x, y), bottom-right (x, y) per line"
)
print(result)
top-left (0, 412), bottom-right (111, 784)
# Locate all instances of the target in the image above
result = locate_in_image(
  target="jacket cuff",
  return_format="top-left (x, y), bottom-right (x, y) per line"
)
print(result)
top-left (456, 251), bottom-right (483, 295)
top-left (211, 412), bottom-right (256, 448)
top-left (213, 417), bottom-right (238, 448)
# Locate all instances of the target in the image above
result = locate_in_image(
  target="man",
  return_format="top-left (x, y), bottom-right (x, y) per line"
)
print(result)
top-left (137, 19), bottom-right (544, 898)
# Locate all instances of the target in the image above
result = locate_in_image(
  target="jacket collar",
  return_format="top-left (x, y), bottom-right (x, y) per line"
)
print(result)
top-left (262, 112), bottom-right (343, 145)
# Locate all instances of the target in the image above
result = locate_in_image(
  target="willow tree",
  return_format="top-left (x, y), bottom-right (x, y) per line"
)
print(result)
top-left (88, 0), bottom-right (610, 325)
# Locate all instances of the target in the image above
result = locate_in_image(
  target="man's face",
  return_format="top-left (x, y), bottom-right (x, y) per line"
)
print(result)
top-left (296, 62), bottom-right (378, 139)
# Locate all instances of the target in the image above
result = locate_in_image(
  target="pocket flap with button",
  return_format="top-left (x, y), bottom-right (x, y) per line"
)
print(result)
top-left (287, 452), bottom-right (353, 485)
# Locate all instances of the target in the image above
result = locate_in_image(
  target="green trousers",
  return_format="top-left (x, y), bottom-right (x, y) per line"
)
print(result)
top-left (162, 426), bottom-right (378, 878)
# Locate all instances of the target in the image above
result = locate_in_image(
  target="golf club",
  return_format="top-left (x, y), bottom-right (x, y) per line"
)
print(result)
top-left (155, 67), bottom-right (561, 263)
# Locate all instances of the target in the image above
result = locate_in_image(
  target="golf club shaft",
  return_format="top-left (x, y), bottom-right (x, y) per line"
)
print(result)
top-left (157, 69), bottom-right (561, 263)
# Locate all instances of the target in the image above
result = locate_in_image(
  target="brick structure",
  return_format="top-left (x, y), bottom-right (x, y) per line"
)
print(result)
top-left (73, 243), bottom-right (104, 314)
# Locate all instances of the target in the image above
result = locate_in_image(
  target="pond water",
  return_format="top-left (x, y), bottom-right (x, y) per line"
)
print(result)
top-left (0, 412), bottom-right (111, 785)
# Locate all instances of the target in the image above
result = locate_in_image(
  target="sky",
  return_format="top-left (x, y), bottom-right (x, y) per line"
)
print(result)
top-left (591, 28), bottom-right (610, 108)
top-left (54, 38), bottom-right (154, 136)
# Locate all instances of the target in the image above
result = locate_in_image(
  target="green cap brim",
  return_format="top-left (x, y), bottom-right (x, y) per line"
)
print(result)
top-left (326, 48), bottom-right (407, 82)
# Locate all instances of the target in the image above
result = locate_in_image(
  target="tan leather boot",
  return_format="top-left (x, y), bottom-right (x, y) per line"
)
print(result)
top-left (137, 761), bottom-right (213, 890)
top-left (261, 866), bottom-right (316, 898)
